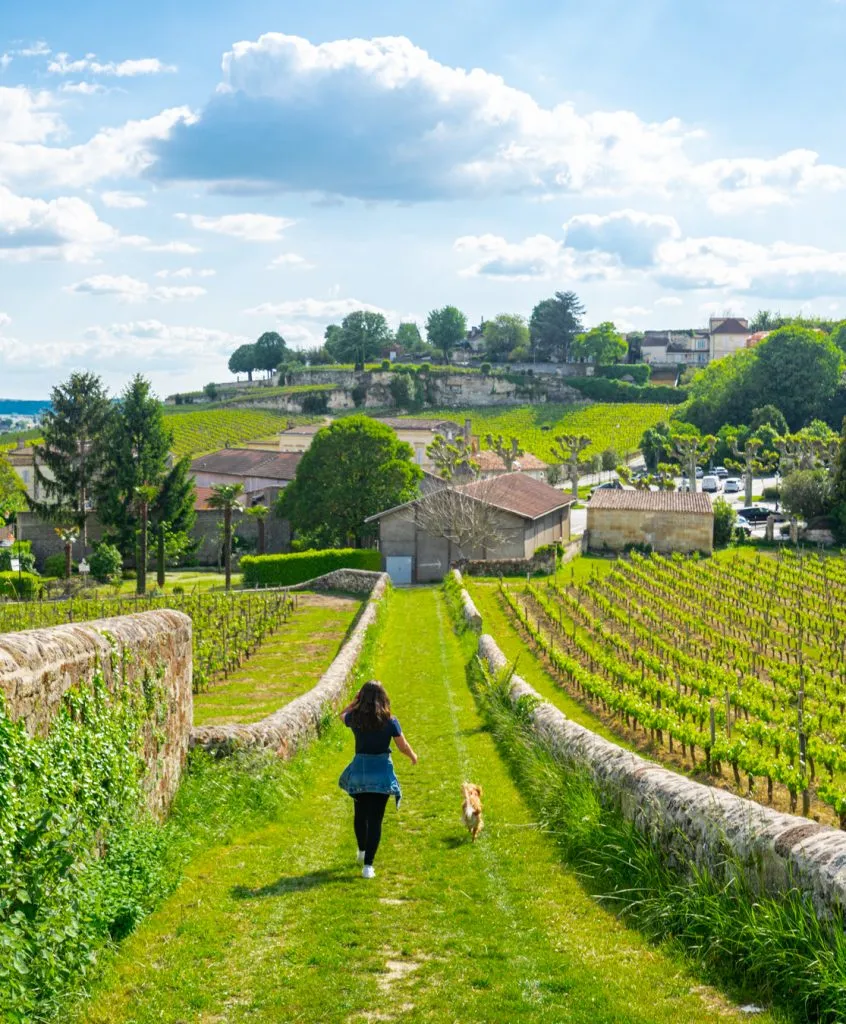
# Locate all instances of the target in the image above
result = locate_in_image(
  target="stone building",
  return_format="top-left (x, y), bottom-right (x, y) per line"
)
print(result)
top-left (586, 490), bottom-right (714, 555)
top-left (367, 472), bottom-right (574, 583)
top-left (190, 448), bottom-right (301, 507)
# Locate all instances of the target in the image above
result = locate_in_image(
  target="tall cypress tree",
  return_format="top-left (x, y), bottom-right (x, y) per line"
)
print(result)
top-left (31, 372), bottom-right (113, 550)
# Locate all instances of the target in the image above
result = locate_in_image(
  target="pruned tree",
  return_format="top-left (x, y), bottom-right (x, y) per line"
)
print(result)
top-left (484, 434), bottom-right (525, 471)
top-left (54, 525), bottom-right (78, 580)
top-left (671, 432), bottom-right (716, 492)
top-left (729, 436), bottom-right (769, 506)
top-left (426, 434), bottom-right (478, 480)
top-left (245, 503), bottom-right (270, 555)
top-left (133, 483), bottom-right (159, 595)
top-left (408, 482), bottom-right (506, 561)
top-left (207, 483), bottom-right (245, 590)
top-left (550, 434), bottom-right (591, 497)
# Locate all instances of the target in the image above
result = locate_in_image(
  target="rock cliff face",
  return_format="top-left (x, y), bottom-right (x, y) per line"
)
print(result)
top-left (0, 610), bottom-right (193, 818)
top-left (191, 573), bottom-right (389, 756)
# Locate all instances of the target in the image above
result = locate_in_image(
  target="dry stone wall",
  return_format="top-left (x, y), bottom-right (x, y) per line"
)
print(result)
top-left (0, 610), bottom-right (193, 818)
top-left (192, 573), bottom-right (389, 756)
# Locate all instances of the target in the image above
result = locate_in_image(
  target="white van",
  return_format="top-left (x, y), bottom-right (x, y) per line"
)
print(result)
top-left (702, 475), bottom-right (720, 493)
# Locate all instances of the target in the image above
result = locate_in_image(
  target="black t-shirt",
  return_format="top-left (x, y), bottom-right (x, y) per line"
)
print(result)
top-left (344, 713), bottom-right (402, 755)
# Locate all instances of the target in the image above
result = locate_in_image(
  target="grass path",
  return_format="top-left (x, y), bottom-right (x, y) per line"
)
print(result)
top-left (77, 589), bottom-right (775, 1024)
top-left (193, 594), bottom-right (362, 726)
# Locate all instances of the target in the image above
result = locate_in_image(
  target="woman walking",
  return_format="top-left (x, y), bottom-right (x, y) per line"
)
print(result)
top-left (339, 681), bottom-right (418, 879)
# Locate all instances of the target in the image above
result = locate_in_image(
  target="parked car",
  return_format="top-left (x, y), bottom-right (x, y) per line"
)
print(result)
top-left (724, 478), bottom-right (741, 493)
top-left (736, 505), bottom-right (785, 525)
top-left (734, 515), bottom-right (753, 538)
top-left (702, 475), bottom-right (720, 493)
top-left (713, 466), bottom-right (729, 478)
top-left (591, 480), bottom-right (624, 496)
top-left (695, 467), bottom-right (704, 479)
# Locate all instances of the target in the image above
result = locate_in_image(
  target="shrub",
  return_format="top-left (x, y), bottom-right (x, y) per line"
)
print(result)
top-left (380, 359), bottom-right (391, 370)
top-left (122, 568), bottom-right (137, 581)
top-left (0, 541), bottom-right (35, 574)
top-left (417, 362), bottom-right (431, 375)
top-left (480, 362), bottom-right (492, 375)
top-left (172, 584), bottom-right (184, 595)
top-left (43, 552), bottom-right (70, 578)
top-left (241, 548), bottom-right (381, 587)
top-left (300, 391), bottom-right (329, 415)
top-left (781, 469), bottom-right (831, 521)
top-left (568, 377), bottom-right (688, 404)
top-left (713, 497), bottom-right (737, 547)
top-left (762, 485), bottom-right (782, 502)
top-left (351, 383), bottom-right (368, 408)
top-left (90, 541), bottom-right (123, 583)
top-left (0, 570), bottom-right (41, 599)
top-left (597, 363), bottom-right (651, 385)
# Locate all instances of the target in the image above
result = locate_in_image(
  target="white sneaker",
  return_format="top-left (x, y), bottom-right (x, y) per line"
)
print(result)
top-left (356, 850), bottom-right (365, 865)
top-left (362, 865), bottom-right (376, 879)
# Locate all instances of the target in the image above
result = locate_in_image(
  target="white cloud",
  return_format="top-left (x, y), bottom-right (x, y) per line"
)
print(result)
top-left (0, 105), bottom-right (196, 190)
top-left (176, 211), bottom-right (295, 241)
top-left (66, 274), bottom-right (206, 302)
top-left (0, 55), bottom-right (11, 71)
top-left (0, 312), bottom-right (10, 326)
top-left (16, 42), bottom-right (51, 58)
top-left (82, 319), bottom-right (246, 360)
top-left (454, 232), bottom-right (616, 281)
top-left (564, 210), bottom-right (681, 268)
top-left (48, 53), bottom-right (176, 76)
top-left (60, 81), bottom-right (107, 95)
top-left (0, 184), bottom-right (116, 260)
top-left (0, 86), bottom-right (62, 143)
top-left (120, 236), bottom-right (201, 254)
top-left (154, 266), bottom-right (216, 278)
top-left (268, 252), bottom-right (315, 269)
top-left (101, 190), bottom-right (148, 209)
top-left (655, 296), bottom-right (683, 307)
top-left (246, 297), bottom-right (390, 319)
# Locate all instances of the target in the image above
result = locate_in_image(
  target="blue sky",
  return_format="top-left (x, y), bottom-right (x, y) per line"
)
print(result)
top-left (2, 0), bottom-right (846, 398)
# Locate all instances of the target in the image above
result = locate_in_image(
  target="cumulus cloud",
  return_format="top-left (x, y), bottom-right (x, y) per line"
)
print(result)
top-left (16, 42), bottom-right (51, 58)
top-left (0, 184), bottom-right (116, 260)
top-left (48, 53), bottom-right (176, 76)
top-left (81, 319), bottom-right (246, 361)
top-left (0, 55), bottom-right (11, 71)
top-left (655, 296), bottom-right (683, 307)
top-left (0, 312), bottom-right (10, 326)
top-left (0, 105), bottom-right (196, 190)
top-left (154, 266), bottom-right (216, 279)
top-left (454, 232), bottom-right (617, 281)
top-left (246, 297), bottom-right (390, 319)
top-left (66, 274), bottom-right (206, 302)
top-left (101, 190), bottom-right (148, 209)
top-left (120, 235), bottom-right (201, 254)
top-left (176, 211), bottom-right (295, 241)
top-left (563, 210), bottom-right (681, 268)
top-left (0, 86), bottom-right (62, 143)
top-left (60, 81), bottom-right (107, 95)
top-left (268, 252), bottom-right (314, 269)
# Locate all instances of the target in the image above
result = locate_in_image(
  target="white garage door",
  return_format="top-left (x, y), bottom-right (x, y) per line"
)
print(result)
top-left (385, 556), bottom-right (413, 585)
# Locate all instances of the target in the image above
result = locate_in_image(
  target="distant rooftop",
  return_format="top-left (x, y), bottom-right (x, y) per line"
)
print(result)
top-left (588, 490), bottom-right (713, 514)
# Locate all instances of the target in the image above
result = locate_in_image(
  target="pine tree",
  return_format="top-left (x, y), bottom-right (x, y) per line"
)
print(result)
top-left (31, 372), bottom-right (113, 550)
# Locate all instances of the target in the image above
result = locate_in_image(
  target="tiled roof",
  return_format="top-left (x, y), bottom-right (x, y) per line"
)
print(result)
top-left (588, 490), bottom-right (713, 514)
top-left (458, 473), bottom-right (574, 520)
top-left (376, 417), bottom-right (462, 431)
top-left (474, 450), bottom-right (548, 471)
top-left (190, 448), bottom-right (301, 480)
top-left (710, 317), bottom-right (751, 335)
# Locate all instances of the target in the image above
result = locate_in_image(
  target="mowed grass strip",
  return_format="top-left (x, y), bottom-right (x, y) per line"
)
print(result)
top-left (77, 588), bottom-right (776, 1024)
top-left (193, 594), bottom-right (363, 726)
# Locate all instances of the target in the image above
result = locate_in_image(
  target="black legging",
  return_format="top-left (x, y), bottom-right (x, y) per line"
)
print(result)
top-left (353, 793), bottom-right (390, 866)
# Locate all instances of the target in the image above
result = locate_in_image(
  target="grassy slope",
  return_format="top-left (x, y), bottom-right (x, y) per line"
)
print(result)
top-left (405, 403), bottom-right (669, 460)
top-left (193, 595), bottom-right (362, 726)
top-left (77, 588), bottom-right (773, 1024)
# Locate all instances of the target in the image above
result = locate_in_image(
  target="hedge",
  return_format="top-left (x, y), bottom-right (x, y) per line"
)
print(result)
top-left (240, 548), bottom-right (381, 587)
top-left (0, 570), bottom-right (42, 599)
top-left (596, 363), bottom-right (651, 385)
top-left (568, 377), bottom-right (688, 404)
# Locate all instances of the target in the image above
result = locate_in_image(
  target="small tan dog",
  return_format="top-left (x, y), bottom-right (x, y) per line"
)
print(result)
top-left (461, 782), bottom-right (484, 842)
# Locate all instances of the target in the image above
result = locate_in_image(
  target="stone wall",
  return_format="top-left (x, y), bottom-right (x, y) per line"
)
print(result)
top-left (474, 625), bottom-right (846, 918)
top-left (0, 610), bottom-right (193, 818)
top-left (450, 569), bottom-right (482, 631)
top-left (192, 573), bottom-right (389, 755)
top-left (455, 545), bottom-right (557, 578)
top-left (587, 507), bottom-right (714, 555)
top-left (286, 568), bottom-right (384, 594)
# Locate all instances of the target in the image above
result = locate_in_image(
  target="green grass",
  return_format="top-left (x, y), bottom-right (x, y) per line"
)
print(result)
top-left (76, 588), bottom-right (774, 1024)
top-left (193, 594), bottom-right (363, 726)
top-left (404, 403), bottom-right (669, 460)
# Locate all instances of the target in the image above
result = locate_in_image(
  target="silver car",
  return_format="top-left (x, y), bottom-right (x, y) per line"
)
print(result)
top-left (724, 478), bottom-right (741, 493)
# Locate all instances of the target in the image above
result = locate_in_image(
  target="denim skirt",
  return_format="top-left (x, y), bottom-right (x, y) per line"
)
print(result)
top-left (339, 752), bottom-right (402, 806)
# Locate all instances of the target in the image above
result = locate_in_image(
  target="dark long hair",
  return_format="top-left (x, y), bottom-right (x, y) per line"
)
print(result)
top-left (349, 680), bottom-right (392, 731)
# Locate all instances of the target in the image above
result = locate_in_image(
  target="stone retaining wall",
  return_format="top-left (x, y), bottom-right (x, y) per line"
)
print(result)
top-left (0, 610), bottom-right (193, 818)
top-left (191, 573), bottom-right (389, 756)
top-left (286, 568), bottom-right (384, 595)
top-left (477, 629), bottom-right (846, 917)
top-left (449, 569), bottom-right (482, 631)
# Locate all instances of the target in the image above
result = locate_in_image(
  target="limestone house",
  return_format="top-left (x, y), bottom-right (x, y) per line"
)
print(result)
top-left (474, 449), bottom-right (549, 482)
top-left (587, 490), bottom-right (714, 555)
top-left (367, 472), bottom-right (575, 584)
top-left (190, 448), bottom-right (302, 507)
top-left (709, 317), bottom-right (751, 361)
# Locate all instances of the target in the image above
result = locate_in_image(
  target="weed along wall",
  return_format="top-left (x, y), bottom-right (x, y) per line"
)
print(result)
top-left (0, 609), bottom-right (193, 818)
top-left (448, 571), bottom-right (846, 920)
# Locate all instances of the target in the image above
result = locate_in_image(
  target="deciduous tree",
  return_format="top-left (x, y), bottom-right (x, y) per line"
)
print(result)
top-left (483, 314), bottom-right (529, 363)
top-left (529, 291), bottom-right (585, 362)
top-left (278, 416), bottom-right (421, 547)
top-left (254, 331), bottom-right (287, 377)
top-left (228, 343), bottom-right (257, 381)
top-left (425, 306), bottom-right (467, 363)
top-left (484, 434), bottom-right (525, 471)
top-left (572, 322), bottom-right (627, 365)
top-left (550, 434), bottom-right (591, 497)
top-left (427, 434), bottom-right (478, 480)
top-left (337, 311), bottom-right (392, 370)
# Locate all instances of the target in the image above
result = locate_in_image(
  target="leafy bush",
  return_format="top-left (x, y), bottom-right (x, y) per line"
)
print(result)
top-left (762, 485), bottom-right (782, 502)
top-left (597, 363), bottom-right (651, 385)
top-left (122, 568), bottom-right (137, 581)
top-left (300, 391), bottom-right (329, 415)
top-left (480, 362), bottom-right (492, 375)
top-left (0, 570), bottom-right (41, 598)
top-left (713, 497), bottom-right (737, 547)
top-left (351, 383), bottom-right (368, 408)
top-left (380, 359), bottom-right (391, 370)
top-left (241, 548), bottom-right (381, 587)
top-left (90, 541), bottom-right (123, 583)
top-left (568, 377), bottom-right (688, 404)
top-left (417, 363), bottom-right (431, 375)
top-left (781, 469), bottom-right (832, 521)
top-left (43, 552), bottom-right (70, 578)
top-left (0, 541), bottom-right (35, 574)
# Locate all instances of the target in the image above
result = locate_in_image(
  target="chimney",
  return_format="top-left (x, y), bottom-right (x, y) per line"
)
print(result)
top-left (464, 419), bottom-right (472, 444)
